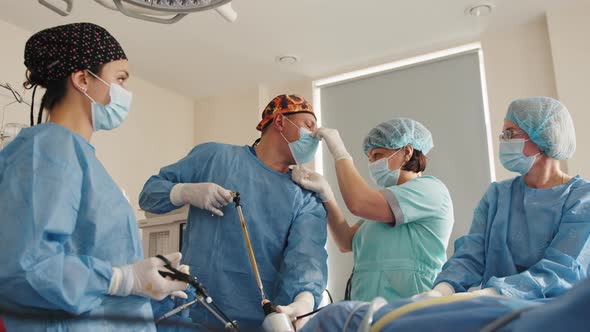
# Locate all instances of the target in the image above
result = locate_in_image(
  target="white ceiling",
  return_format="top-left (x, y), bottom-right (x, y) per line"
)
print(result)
top-left (0, 0), bottom-right (574, 99)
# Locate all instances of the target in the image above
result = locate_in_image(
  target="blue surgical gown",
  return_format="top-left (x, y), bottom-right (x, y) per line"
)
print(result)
top-left (434, 175), bottom-right (590, 299)
top-left (139, 143), bottom-right (328, 331)
top-left (0, 123), bottom-right (154, 331)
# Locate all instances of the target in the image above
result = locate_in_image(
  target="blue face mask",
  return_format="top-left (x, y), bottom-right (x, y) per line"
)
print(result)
top-left (499, 139), bottom-right (539, 175)
top-left (83, 71), bottom-right (133, 132)
top-left (281, 117), bottom-right (319, 165)
top-left (368, 149), bottom-right (402, 188)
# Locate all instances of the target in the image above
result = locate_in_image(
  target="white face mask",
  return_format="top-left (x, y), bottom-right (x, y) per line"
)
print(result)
top-left (499, 139), bottom-right (539, 175)
top-left (280, 117), bottom-right (319, 164)
top-left (368, 149), bottom-right (402, 188)
top-left (81, 70), bottom-right (133, 132)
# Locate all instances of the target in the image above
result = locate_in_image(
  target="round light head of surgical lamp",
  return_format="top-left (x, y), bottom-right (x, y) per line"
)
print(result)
top-left (92, 0), bottom-right (237, 23)
top-left (466, 3), bottom-right (494, 17)
top-left (121, 0), bottom-right (232, 13)
top-left (276, 55), bottom-right (299, 65)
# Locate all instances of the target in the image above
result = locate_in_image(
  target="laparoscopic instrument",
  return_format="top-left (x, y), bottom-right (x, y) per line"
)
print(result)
top-left (155, 254), bottom-right (239, 331)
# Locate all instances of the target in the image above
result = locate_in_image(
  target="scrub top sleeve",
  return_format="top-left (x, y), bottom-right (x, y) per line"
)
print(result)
top-left (9, 162), bottom-right (113, 315)
top-left (380, 189), bottom-right (404, 224)
top-left (139, 143), bottom-right (212, 214)
top-left (434, 183), bottom-right (494, 292)
top-left (381, 178), bottom-right (443, 225)
top-left (486, 185), bottom-right (590, 299)
top-left (277, 195), bottom-right (328, 308)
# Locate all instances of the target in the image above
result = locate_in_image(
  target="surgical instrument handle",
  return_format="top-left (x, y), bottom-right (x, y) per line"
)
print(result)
top-left (156, 255), bottom-right (212, 303)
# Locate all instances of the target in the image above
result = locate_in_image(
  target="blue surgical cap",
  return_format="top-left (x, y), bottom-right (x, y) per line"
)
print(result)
top-left (362, 118), bottom-right (434, 155)
top-left (506, 97), bottom-right (576, 160)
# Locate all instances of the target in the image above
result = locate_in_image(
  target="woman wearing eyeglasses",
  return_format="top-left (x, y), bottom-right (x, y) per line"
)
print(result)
top-left (417, 96), bottom-right (590, 300)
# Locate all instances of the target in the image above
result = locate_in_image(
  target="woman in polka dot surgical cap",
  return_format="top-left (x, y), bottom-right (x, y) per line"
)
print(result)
top-left (0, 23), bottom-right (187, 331)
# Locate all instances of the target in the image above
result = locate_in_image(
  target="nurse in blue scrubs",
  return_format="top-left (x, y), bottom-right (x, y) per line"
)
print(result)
top-left (421, 97), bottom-right (590, 300)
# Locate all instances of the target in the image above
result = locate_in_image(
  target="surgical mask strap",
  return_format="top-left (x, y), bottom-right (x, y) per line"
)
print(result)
top-left (87, 70), bottom-right (110, 87)
top-left (518, 139), bottom-right (542, 159)
top-left (377, 148), bottom-right (402, 167)
top-left (81, 89), bottom-right (96, 104)
top-left (280, 116), bottom-right (302, 144)
top-left (80, 70), bottom-right (110, 104)
top-left (283, 116), bottom-right (299, 129)
top-left (387, 149), bottom-right (402, 161)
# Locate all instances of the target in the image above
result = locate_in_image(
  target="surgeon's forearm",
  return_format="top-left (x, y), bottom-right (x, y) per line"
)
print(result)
top-left (324, 200), bottom-right (358, 253)
top-left (334, 159), bottom-right (394, 222)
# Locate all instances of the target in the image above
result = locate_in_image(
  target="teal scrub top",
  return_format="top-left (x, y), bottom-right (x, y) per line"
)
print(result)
top-left (351, 176), bottom-right (454, 302)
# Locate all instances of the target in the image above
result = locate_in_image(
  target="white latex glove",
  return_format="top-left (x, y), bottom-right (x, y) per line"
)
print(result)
top-left (108, 252), bottom-right (188, 301)
top-left (170, 183), bottom-right (233, 217)
top-left (276, 291), bottom-right (315, 330)
top-left (291, 165), bottom-right (335, 202)
top-left (469, 287), bottom-right (501, 297)
top-left (170, 264), bottom-right (191, 300)
top-left (314, 128), bottom-right (352, 161)
top-left (411, 282), bottom-right (455, 300)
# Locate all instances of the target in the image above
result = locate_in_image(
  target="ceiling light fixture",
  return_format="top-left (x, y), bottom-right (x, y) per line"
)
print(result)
top-left (38, 0), bottom-right (237, 24)
top-left (276, 55), bottom-right (299, 65)
top-left (466, 3), bottom-right (494, 17)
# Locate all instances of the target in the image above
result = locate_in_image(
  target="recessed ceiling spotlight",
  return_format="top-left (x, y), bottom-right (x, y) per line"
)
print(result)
top-left (466, 3), bottom-right (494, 17)
top-left (276, 55), bottom-right (299, 65)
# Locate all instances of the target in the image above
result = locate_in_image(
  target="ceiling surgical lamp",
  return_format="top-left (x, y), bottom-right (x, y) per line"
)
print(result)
top-left (38, 0), bottom-right (237, 24)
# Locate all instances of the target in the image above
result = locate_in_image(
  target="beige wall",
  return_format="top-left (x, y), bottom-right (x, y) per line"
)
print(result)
top-left (0, 20), bottom-right (36, 126)
top-left (546, 2), bottom-right (590, 177)
top-left (192, 80), bottom-right (315, 155)
top-left (0, 19), bottom-right (195, 220)
top-left (93, 77), bottom-right (195, 220)
top-left (194, 87), bottom-right (259, 146)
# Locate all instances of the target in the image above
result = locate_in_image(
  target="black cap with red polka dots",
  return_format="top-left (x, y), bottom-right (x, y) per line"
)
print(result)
top-left (24, 22), bottom-right (127, 83)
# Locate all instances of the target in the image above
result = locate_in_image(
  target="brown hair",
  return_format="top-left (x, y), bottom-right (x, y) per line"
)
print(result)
top-left (402, 149), bottom-right (427, 173)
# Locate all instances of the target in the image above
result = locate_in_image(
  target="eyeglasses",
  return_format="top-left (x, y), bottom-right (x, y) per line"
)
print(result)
top-left (499, 129), bottom-right (526, 141)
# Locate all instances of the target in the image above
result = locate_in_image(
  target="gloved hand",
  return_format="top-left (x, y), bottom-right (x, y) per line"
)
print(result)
top-left (170, 182), bottom-right (233, 217)
top-left (276, 291), bottom-right (315, 330)
top-left (170, 264), bottom-right (191, 300)
top-left (469, 287), bottom-right (501, 297)
top-left (411, 282), bottom-right (455, 300)
top-left (291, 165), bottom-right (335, 202)
top-left (314, 128), bottom-right (352, 161)
top-left (108, 252), bottom-right (189, 301)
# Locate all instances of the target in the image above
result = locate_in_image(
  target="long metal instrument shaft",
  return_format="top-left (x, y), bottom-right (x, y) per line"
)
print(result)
top-left (232, 192), bottom-right (266, 302)
top-left (156, 299), bottom-right (199, 322)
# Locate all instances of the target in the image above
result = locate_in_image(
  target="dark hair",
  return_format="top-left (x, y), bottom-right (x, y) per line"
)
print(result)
top-left (23, 64), bottom-right (104, 126)
top-left (402, 149), bottom-right (427, 173)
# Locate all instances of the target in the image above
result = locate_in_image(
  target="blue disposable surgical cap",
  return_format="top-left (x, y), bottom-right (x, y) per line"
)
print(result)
top-left (506, 97), bottom-right (575, 160)
top-left (363, 118), bottom-right (433, 155)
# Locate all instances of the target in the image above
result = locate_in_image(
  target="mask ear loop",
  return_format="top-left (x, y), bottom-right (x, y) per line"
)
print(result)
top-left (522, 139), bottom-right (542, 159)
top-left (79, 85), bottom-right (96, 104)
top-left (279, 115), bottom-right (298, 144)
top-left (77, 70), bottom-right (100, 104)
top-left (384, 148), bottom-right (403, 166)
top-left (86, 70), bottom-right (110, 87)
